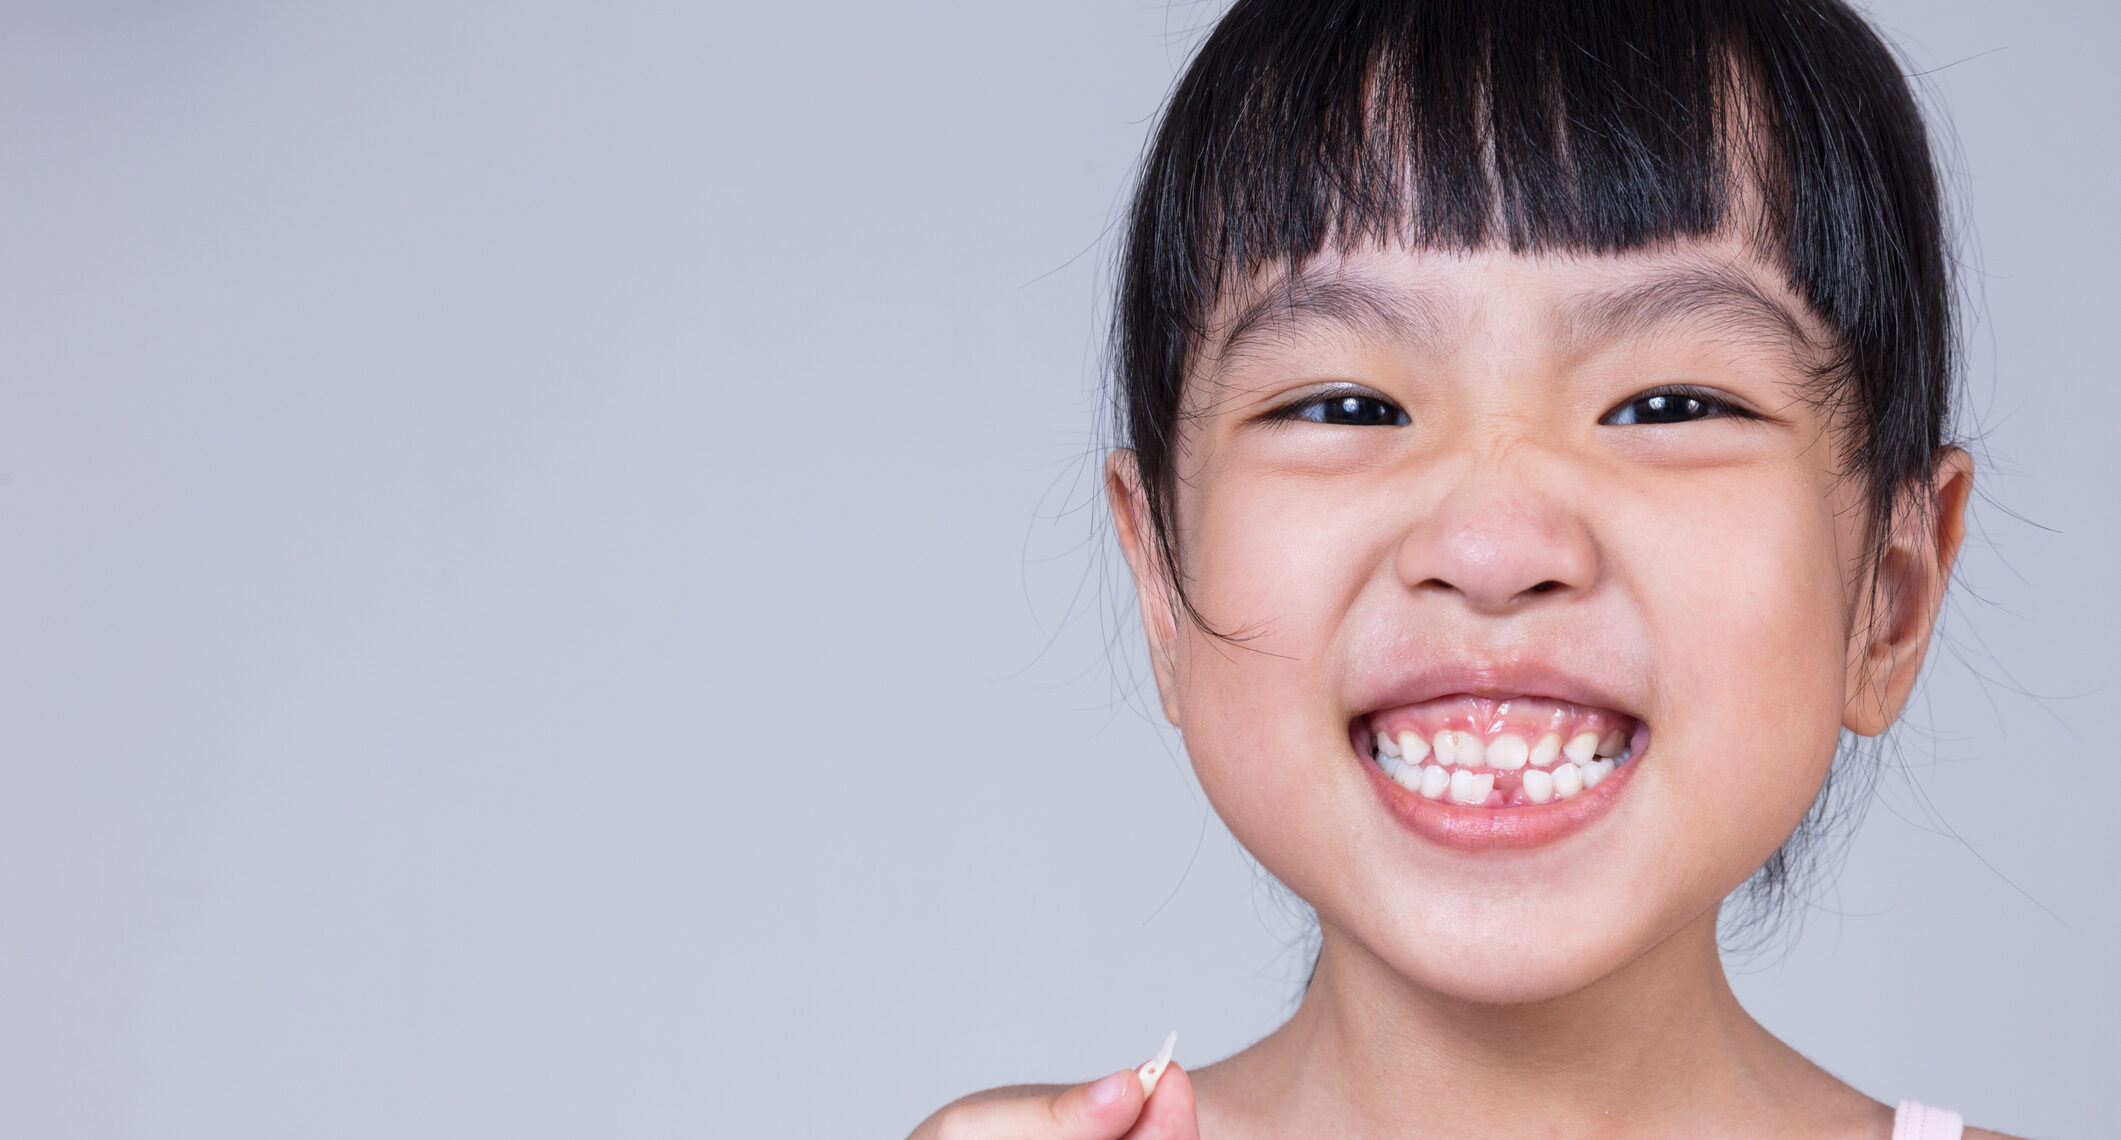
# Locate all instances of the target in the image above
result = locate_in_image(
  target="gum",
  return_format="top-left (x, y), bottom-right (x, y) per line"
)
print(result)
top-left (1365, 694), bottom-right (1634, 761)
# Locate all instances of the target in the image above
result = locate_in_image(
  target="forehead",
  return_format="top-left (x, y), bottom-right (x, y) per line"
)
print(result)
top-left (1199, 238), bottom-right (1830, 382)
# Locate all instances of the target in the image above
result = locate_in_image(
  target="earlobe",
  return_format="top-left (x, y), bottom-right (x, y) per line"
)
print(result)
top-left (1106, 450), bottom-right (1185, 726)
top-left (1842, 448), bottom-right (1974, 736)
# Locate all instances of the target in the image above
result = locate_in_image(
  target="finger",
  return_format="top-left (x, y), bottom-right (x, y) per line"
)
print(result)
top-left (1046, 1069), bottom-right (1152, 1137)
top-left (919, 1069), bottom-right (1146, 1140)
top-left (1121, 1063), bottom-right (1200, 1140)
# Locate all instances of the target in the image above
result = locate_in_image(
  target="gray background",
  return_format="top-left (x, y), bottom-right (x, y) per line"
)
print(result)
top-left (1, 2), bottom-right (2112, 1137)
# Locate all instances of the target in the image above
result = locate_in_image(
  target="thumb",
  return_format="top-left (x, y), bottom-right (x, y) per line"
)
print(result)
top-left (1121, 1063), bottom-right (1200, 1140)
top-left (1046, 1069), bottom-right (1152, 1136)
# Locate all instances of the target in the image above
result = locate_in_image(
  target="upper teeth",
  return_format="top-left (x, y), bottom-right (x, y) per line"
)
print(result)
top-left (1369, 721), bottom-right (1636, 806)
top-left (1486, 733), bottom-right (1529, 771)
top-left (1437, 730), bottom-right (1485, 768)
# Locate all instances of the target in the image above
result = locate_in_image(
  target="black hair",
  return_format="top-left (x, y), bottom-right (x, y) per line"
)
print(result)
top-left (1110, 0), bottom-right (1958, 949)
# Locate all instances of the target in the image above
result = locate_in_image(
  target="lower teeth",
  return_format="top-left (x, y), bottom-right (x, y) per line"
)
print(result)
top-left (1375, 746), bottom-right (1627, 806)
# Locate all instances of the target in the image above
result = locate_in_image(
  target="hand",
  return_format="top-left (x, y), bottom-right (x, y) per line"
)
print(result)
top-left (907, 1062), bottom-right (1199, 1140)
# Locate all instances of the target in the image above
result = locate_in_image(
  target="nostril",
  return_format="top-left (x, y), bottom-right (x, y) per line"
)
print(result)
top-left (1415, 577), bottom-right (1572, 606)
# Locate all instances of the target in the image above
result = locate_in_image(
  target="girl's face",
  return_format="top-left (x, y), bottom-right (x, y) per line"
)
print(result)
top-left (1113, 239), bottom-right (1967, 1004)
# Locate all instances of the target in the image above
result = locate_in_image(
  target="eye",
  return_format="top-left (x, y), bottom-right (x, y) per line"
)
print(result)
top-left (1282, 390), bottom-right (1410, 427)
top-left (1601, 386), bottom-right (1748, 426)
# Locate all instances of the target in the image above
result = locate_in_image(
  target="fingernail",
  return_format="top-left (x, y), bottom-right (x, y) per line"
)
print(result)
top-left (1087, 1070), bottom-right (1132, 1106)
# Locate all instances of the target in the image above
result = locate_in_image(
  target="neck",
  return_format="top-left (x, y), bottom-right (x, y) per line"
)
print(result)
top-left (1195, 908), bottom-right (1869, 1139)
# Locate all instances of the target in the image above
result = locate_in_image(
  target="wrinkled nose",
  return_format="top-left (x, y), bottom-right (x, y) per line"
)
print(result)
top-left (1394, 460), bottom-right (1598, 614)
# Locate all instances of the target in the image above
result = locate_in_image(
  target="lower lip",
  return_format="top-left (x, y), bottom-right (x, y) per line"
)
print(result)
top-left (1359, 750), bottom-right (1639, 851)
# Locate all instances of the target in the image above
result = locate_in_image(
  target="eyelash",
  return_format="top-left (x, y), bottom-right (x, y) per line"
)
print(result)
top-left (1599, 385), bottom-right (1754, 426)
top-left (1270, 388), bottom-right (1411, 427)
top-left (1268, 384), bottom-right (1754, 428)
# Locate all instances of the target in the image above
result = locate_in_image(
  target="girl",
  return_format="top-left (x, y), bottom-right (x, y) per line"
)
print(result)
top-left (917, 1), bottom-right (2013, 1137)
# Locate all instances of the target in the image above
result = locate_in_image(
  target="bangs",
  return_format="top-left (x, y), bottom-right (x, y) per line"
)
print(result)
top-left (1175, 1), bottom-right (1750, 274)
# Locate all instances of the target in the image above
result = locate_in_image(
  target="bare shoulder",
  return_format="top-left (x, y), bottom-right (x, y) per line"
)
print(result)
top-left (1961, 1127), bottom-right (2030, 1140)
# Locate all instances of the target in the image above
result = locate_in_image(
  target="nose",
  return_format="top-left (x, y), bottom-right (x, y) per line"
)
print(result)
top-left (1394, 457), bottom-right (1599, 614)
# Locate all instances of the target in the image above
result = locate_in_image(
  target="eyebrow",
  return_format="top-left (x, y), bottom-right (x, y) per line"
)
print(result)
top-left (1563, 263), bottom-right (1820, 358)
top-left (1205, 258), bottom-right (1821, 381)
top-left (1208, 265), bottom-right (1455, 374)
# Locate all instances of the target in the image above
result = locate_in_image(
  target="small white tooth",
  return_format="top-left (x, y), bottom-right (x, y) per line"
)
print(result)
top-left (1376, 731), bottom-right (1401, 759)
top-left (1522, 767), bottom-right (1555, 804)
top-left (1563, 731), bottom-right (1599, 765)
top-left (1486, 733), bottom-right (1528, 771)
top-left (1138, 1030), bottom-right (1177, 1097)
top-left (1581, 757), bottom-right (1614, 788)
top-left (1377, 752), bottom-right (1402, 777)
top-left (1447, 768), bottom-right (1480, 804)
top-left (1552, 760), bottom-right (1583, 798)
top-left (1469, 772), bottom-right (1494, 802)
top-left (1597, 730), bottom-right (1627, 758)
top-left (1392, 757), bottom-right (1423, 788)
top-left (1419, 764), bottom-right (1450, 800)
top-left (1397, 731), bottom-right (1431, 765)
top-left (1451, 732), bottom-right (1487, 769)
top-left (1529, 733), bottom-right (1562, 767)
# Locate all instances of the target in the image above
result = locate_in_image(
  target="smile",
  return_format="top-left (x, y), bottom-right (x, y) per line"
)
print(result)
top-left (1354, 694), bottom-right (1646, 848)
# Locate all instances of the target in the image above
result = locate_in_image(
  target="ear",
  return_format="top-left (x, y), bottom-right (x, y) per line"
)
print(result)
top-left (1843, 447), bottom-right (1974, 736)
top-left (1106, 449), bottom-right (1185, 727)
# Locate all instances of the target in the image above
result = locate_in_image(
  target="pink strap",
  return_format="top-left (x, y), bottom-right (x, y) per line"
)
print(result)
top-left (1893, 1100), bottom-right (1964, 1140)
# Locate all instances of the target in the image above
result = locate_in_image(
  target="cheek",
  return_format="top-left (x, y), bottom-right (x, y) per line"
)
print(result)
top-left (1622, 476), bottom-right (1855, 893)
top-left (1179, 470), bottom-right (1376, 644)
top-left (1164, 470), bottom-right (1383, 870)
top-left (1169, 466), bottom-right (1384, 705)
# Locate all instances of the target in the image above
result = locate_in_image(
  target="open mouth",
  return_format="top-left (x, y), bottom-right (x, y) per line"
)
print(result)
top-left (1355, 695), bottom-right (1645, 809)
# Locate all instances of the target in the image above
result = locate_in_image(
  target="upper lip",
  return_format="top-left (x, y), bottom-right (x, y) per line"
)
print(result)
top-left (1349, 653), bottom-right (1645, 723)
